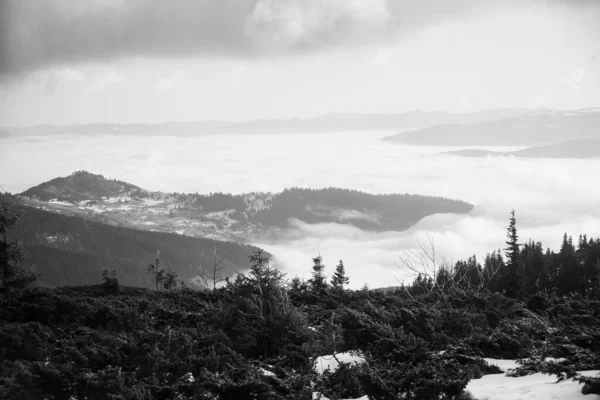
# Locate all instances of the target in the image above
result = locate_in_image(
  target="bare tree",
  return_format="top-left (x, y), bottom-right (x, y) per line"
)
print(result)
top-left (147, 250), bottom-right (165, 290)
top-left (194, 243), bottom-right (229, 290)
top-left (397, 233), bottom-right (502, 296)
top-left (396, 232), bottom-right (455, 293)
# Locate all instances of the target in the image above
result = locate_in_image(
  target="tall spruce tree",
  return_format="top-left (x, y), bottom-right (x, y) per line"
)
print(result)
top-left (504, 210), bottom-right (522, 298)
top-left (308, 255), bottom-right (328, 291)
top-left (331, 259), bottom-right (350, 290)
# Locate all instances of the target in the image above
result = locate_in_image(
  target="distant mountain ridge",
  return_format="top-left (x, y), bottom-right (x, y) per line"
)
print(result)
top-left (19, 171), bottom-right (474, 240)
top-left (384, 108), bottom-right (600, 146)
top-left (2, 109), bottom-right (533, 137)
top-left (443, 139), bottom-right (600, 159)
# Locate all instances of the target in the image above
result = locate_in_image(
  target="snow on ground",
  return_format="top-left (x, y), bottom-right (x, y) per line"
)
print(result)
top-left (259, 368), bottom-right (275, 377)
top-left (467, 369), bottom-right (600, 400)
top-left (104, 196), bottom-right (133, 203)
top-left (141, 198), bottom-right (166, 206)
top-left (312, 394), bottom-right (368, 400)
top-left (48, 200), bottom-right (73, 206)
top-left (468, 358), bottom-right (600, 400)
top-left (313, 352), bottom-right (365, 375)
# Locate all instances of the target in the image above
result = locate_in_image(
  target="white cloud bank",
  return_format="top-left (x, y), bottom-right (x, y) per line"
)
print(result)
top-left (1, 131), bottom-right (599, 288)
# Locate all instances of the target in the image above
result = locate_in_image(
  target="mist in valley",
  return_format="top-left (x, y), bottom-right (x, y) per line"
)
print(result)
top-left (3, 1), bottom-right (600, 399)
top-left (2, 131), bottom-right (598, 288)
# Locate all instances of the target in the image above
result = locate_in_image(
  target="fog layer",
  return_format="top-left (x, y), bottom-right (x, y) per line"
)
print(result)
top-left (2, 132), bottom-right (599, 288)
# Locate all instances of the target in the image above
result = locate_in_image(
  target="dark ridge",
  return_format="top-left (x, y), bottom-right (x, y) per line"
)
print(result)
top-left (15, 204), bottom-right (264, 288)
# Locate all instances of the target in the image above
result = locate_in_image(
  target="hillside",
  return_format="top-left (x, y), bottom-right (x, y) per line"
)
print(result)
top-left (15, 204), bottom-right (264, 288)
top-left (384, 108), bottom-right (600, 146)
top-left (19, 172), bottom-right (474, 240)
top-left (21, 171), bottom-right (147, 202)
top-left (443, 139), bottom-right (600, 159)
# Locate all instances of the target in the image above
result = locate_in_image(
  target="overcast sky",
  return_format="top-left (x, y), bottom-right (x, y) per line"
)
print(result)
top-left (1, 0), bottom-right (599, 126)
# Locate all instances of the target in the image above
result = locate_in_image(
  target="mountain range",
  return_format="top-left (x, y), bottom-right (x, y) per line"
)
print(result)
top-left (442, 139), bottom-right (600, 159)
top-left (384, 108), bottom-right (600, 146)
top-left (1, 109), bottom-right (532, 137)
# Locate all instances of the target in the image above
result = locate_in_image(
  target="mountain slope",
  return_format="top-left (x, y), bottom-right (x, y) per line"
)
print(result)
top-left (16, 204), bottom-right (264, 288)
top-left (19, 172), bottom-right (474, 238)
top-left (384, 108), bottom-right (600, 146)
top-left (443, 139), bottom-right (600, 159)
top-left (21, 171), bottom-right (146, 202)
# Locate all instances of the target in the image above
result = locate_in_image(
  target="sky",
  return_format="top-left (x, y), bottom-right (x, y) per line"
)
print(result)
top-left (1, 0), bottom-right (600, 126)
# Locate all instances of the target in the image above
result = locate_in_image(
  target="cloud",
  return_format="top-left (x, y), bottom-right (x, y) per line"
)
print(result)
top-left (245, 0), bottom-right (390, 52)
top-left (559, 68), bottom-right (585, 89)
top-left (43, 67), bottom-right (86, 95)
top-left (3, 0), bottom-right (592, 78)
top-left (370, 47), bottom-right (396, 68)
top-left (0, 0), bottom-right (254, 78)
top-left (91, 68), bottom-right (124, 91)
top-left (156, 70), bottom-right (186, 91)
top-left (532, 67), bottom-right (588, 107)
top-left (3, 131), bottom-right (598, 289)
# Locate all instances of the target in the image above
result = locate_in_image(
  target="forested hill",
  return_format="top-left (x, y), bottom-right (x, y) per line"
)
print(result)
top-left (19, 172), bottom-right (474, 238)
top-left (443, 139), bottom-right (600, 159)
top-left (248, 188), bottom-right (473, 231)
top-left (15, 204), bottom-right (264, 288)
top-left (21, 171), bottom-right (147, 202)
top-left (383, 108), bottom-right (600, 146)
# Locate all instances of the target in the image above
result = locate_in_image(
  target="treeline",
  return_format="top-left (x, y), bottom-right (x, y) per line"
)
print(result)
top-left (251, 187), bottom-right (473, 231)
top-left (400, 212), bottom-right (600, 299)
top-left (181, 187), bottom-right (474, 232)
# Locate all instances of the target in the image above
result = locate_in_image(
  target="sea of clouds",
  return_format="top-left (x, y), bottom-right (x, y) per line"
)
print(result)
top-left (2, 131), bottom-right (599, 288)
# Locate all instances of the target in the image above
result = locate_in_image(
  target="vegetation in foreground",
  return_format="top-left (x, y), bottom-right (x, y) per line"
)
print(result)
top-left (1, 194), bottom-right (600, 399)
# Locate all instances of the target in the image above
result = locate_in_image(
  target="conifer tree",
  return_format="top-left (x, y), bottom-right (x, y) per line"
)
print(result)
top-left (504, 210), bottom-right (522, 298)
top-left (101, 268), bottom-right (120, 295)
top-left (0, 194), bottom-right (38, 294)
top-left (163, 268), bottom-right (178, 290)
top-left (331, 259), bottom-right (350, 290)
top-left (308, 255), bottom-right (328, 291)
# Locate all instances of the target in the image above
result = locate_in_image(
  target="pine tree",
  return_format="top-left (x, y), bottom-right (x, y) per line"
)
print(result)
top-left (101, 268), bottom-right (120, 295)
top-left (0, 194), bottom-right (38, 294)
top-left (503, 210), bottom-right (522, 298)
top-left (163, 268), bottom-right (178, 290)
top-left (331, 259), bottom-right (350, 291)
top-left (558, 233), bottom-right (579, 293)
top-left (308, 255), bottom-right (327, 291)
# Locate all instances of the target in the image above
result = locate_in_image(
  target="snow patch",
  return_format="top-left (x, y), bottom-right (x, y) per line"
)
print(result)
top-left (544, 357), bottom-right (567, 363)
top-left (260, 368), bottom-right (275, 377)
top-left (467, 368), bottom-right (600, 400)
top-left (49, 200), bottom-right (73, 206)
top-left (314, 352), bottom-right (365, 375)
top-left (312, 393), bottom-right (368, 400)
